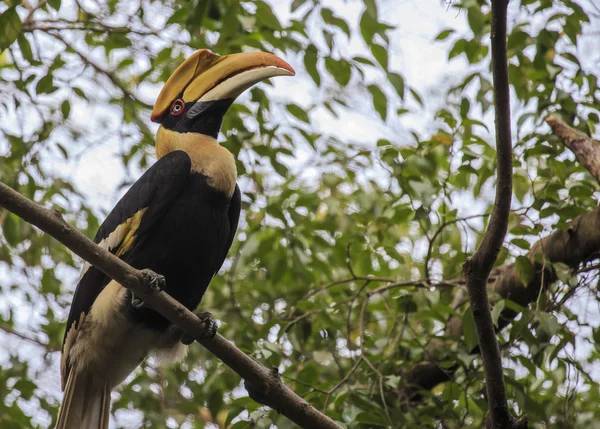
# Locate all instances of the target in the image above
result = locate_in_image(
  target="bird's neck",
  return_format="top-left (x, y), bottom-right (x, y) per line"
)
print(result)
top-left (156, 127), bottom-right (237, 196)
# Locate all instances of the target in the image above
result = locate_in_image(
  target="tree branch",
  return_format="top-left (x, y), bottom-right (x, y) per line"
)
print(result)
top-left (0, 182), bottom-right (340, 429)
top-left (48, 33), bottom-right (153, 110)
top-left (546, 115), bottom-right (600, 182)
top-left (401, 122), bottom-right (600, 405)
top-left (461, 1), bottom-right (524, 428)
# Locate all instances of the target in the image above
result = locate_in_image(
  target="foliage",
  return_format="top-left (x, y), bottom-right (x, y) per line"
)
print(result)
top-left (0, 0), bottom-right (599, 428)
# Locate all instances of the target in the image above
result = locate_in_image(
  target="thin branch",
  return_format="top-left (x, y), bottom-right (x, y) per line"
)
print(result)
top-left (424, 213), bottom-right (491, 280)
top-left (0, 182), bottom-right (340, 429)
top-left (358, 297), bottom-right (394, 427)
top-left (321, 356), bottom-right (362, 412)
top-left (48, 33), bottom-right (153, 109)
top-left (461, 1), bottom-right (525, 428)
top-left (22, 20), bottom-right (158, 36)
top-left (0, 323), bottom-right (57, 351)
top-left (22, 0), bottom-right (47, 24)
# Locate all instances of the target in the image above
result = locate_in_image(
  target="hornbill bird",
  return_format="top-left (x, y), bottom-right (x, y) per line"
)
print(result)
top-left (55, 50), bottom-right (294, 429)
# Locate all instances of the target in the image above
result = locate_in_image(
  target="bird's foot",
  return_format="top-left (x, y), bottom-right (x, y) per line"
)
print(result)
top-left (140, 269), bottom-right (166, 292)
top-left (131, 293), bottom-right (145, 309)
top-left (131, 270), bottom-right (166, 309)
top-left (181, 312), bottom-right (218, 344)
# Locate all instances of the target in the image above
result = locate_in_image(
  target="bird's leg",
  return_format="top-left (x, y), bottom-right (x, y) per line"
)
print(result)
top-left (165, 312), bottom-right (218, 344)
top-left (181, 312), bottom-right (218, 343)
top-left (131, 269), bottom-right (166, 309)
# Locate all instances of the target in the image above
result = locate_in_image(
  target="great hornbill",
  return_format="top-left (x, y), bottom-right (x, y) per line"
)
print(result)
top-left (55, 50), bottom-right (294, 429)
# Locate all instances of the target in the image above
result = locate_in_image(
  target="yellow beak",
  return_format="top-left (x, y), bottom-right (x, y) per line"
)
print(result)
top-left (151, 50), bottom-right (295, 123)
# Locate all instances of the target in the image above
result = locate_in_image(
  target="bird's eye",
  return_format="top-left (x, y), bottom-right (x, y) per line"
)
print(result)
top-left (170, 99), bottom-right (185, 116)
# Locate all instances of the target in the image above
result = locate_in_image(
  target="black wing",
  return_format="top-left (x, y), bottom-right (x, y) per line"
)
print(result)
top-left (60, 150), bottom-right (191, 386)
top-left (221, 183), bottom-right (241, 273)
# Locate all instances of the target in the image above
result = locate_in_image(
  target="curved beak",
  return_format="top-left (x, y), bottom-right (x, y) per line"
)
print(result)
top-left (151, 50), bottom-right (295, 123)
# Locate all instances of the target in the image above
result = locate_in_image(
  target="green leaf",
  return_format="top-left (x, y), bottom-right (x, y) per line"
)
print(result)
top-left (355, 412), bottom-right (388, 427)
top-left (353, 55), bottom-right (375, 67)
top-left (255, 1), bottom-right (282, 30)
top-left (359, 8), bottom-right (377, 45)
top-left (286, 103), bottom-right (309, 123)
top-left (325, 57), bottom-right (351, 86)
top-left (536, 311), bottom-right (559, 337)
top-left (16, 35), bottom-right (34, 63)
top-left (511, 238), bottom-right (530, 250)
top-left (47, 0), bottom-right (62, 11)
top-left (61, 100), bottom-right (71, 119)
top-left (409, 87), bottom-right (423, 106)
top-left (435, 28), bottom-right (454, 41)
top-left (515, 255), bottom-right (534, 286)
top-left (371, 43), bottom-right (388, 70)
top-left (3, 213), bottom-right (20, 247)
top-left (491, 300), bottom-right (506, 328)
top-left (467, 6), bottom-right (486, 37)
top-left (73, 86), bottom-right (88, 100)
top-left (0, 7), bottom-right (22, 53)
top-left (14, 379), bottom-right (36, 400)
top-left (462, 307), bottom-right (478, 352)
top-left (321, 8), bottom-right (350, 38)
top-left (388, 72), bottom-right (405, 99)
top-left (449, 39), bottom-right (468, 60)
top-left (303, 45), bottom-right (320, 86)
top-left (36, 74), bottom-right (58, 95)
top-left (395, 294), bottom-right (417, 313)
top-left (363, 0), bottom-right (378, 19)
top-left (41, 269), bottom-right (61, 294)
top-left (368, 84), bottom-right (387, 121)
top-left (342, 405), bottom-right (362, 423)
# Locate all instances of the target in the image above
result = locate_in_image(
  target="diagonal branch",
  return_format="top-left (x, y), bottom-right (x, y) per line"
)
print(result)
top-left (461, 1), bottom-right (526, 428)
top-left (48, 33), bottom-right (153, 110)
top-left (546, 115), bottom-right (600, 182)
top-left (0, 182), bottom-right (340, 429)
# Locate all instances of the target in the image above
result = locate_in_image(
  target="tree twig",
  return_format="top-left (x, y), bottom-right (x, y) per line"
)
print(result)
top-left (461, 1), bottom-right (525, 428)
top-left (48, 33), bottom-right (153, 109)
top-left (0, 182), bottom-right (340, 429)
top-left (0, 322), bottom-right (58, 351)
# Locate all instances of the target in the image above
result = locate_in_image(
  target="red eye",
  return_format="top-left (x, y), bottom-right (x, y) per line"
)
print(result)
top-left (170, 99), bottom-right (185, 116)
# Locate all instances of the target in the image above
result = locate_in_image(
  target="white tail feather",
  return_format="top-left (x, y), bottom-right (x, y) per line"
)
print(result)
top-left (55, 372), bottom-right (110, 429)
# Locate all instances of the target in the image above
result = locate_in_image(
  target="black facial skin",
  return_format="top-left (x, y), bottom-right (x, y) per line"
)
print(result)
top-left (161, 98), bottom-right (235, 139)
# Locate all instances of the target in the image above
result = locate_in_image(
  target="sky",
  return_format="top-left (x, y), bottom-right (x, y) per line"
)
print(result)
top-left (1, 0), bottom-right (600, 427)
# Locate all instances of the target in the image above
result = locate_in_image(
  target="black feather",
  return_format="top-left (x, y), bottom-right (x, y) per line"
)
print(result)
top-left (62, 149), bottom-right (241, 379)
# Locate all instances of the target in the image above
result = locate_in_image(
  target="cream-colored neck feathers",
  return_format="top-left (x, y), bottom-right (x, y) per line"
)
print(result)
top-left (156, 127), bottom-right (237, 197)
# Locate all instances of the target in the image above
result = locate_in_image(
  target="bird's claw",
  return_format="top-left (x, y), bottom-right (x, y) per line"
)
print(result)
top-left (181, 312), bottom-right (218, 344)
top-left (140, 269), bottom-right (166, 292)
top-left (131, 293), bottom-right (145, 309)
top-left (131, 270), bottom-right (166, 309)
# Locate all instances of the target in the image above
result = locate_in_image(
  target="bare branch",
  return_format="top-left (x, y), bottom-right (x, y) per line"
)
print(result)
top-left (0, 322), bottom-right (58, 351)
top-left (22, 19), bottom-right (158, 36)
top-left (0, 182), bottom-right (340, 429)
top-left (48, 33), bottom-right (153, 110)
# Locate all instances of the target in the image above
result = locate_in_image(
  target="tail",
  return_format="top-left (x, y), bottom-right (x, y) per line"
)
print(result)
top-left (55, 372), bottom-right (111, 429)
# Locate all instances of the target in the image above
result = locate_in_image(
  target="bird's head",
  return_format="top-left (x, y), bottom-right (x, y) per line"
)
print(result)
top-left (151, 49), bottom-right (294, 149)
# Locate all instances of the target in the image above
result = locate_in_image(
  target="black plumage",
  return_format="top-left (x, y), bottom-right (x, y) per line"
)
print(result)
top-left (62, 150), bottom-right (240, 383)
top-left (55, 48), bottom-right (293, 429)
